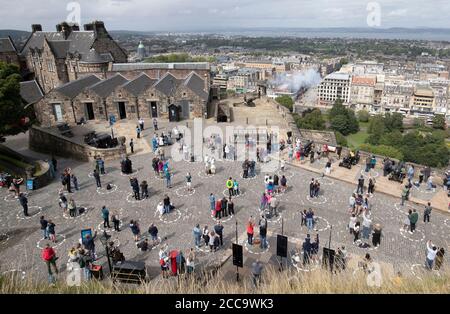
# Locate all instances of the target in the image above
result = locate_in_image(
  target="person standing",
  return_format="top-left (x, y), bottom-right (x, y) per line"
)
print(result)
top-left (41, 244), bottom-right (58, 283)
top-left (357, 175), bottom-right (365, 195)
top-left (209, 193), bottom-right (216, 214)
top-left (226, 177), bottom-right (234, 198)
top-left (202, 226), bottom-right (210, 247)
top-left (302, 234), bottom-right (312, 265)
top-left (409, 209), bottom-right (419, 234)
top-left (40, 216), bottom-right (48, 239)
top-left (269, 195), bottom-right (278, 217)
top-left (251, 260), bottom-right (263, 287)
top-left (425, 240), bottom-right (437, 270)
top-left (221, 197), bottom-right (228, 217)
top-left (71, 174), bottom-right (79, 191)
top-left (139, 118), bottom-right (145, 131)
top-left (309, 178), bottom-right (315, 198)
top-left (93, 169), bottom-right (101, 188)
top-left (51, 156), bottom-right (58, 173)
top-left (368, 177), bottom-right (375, 195)
top-left (99, 158), bottom-right (105, 175)
top-left (434, 248), bottom-right (445, 270)
top-left (372, 224), bottom-right (382, 247)
top-left (305, 208), bottom-right (314, 232)
top-left (130, 138), bottom-right (134, 154)
top-left (47, 220), bottom-right (57, 243)
top-left (361, 210), bottom-right (372, 241)
top-left (82, 232), bottom-right (97, 260)
top-left (153, 118), bottom-right (158, 130)
top-left (140, 180), bottom-right (149, 199)
top-left (165, 170), bottom-right (172, 189)
top-left (424, 202), bottom-right (432, 223)
top-left (193, 224), bottom-right (202, 248)
top-left (129, 220), bottom-right (141, 242)
top-left (186, 172), bottom-right (193, 192)
top-left (148, 223), bottom-right (158, 245)
top-left (163, 195), bottom-right (171, 214)
top-left (68, 198), bottom-right (77, 217)
top-left (101, 206), bottom-right (110, 229)
top-left (233, 179), bottom-right (240, 196)
top-left (214, 221), bottom-right (224, 246)
top-left (401, 184), bottom-right (409, 206)
top-left (247, 218), bottom-right (255, 245)
top-left (112, 214), bottom-right (121, 232)
top-left (136, 125), bottom-right (141, 139)
top-left (227, 198), bottom-right (235, 216)
top-left (19, 192), bottom-right (28, 216)
top-left (259, 215), bottom-right (268, 249)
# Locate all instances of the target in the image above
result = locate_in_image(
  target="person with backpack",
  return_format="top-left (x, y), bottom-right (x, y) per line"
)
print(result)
top-left (140, 180), bottom-right (149, 199)
top-left (148, 223), bottom-right (159, 245)
top-left (214, 221), bottom-right (224, 247)
top-left (41, 244), bottom-right (58, 283)
top-left (47, 220), bottom-right (57, 243)
top-left (302, 234), bottom-right (312, 266)
top-left (19, 193), bottom-right (28, 217)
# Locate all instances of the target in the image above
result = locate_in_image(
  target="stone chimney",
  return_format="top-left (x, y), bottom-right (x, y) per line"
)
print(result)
top-left (31, 24), bottom-right (42, 33)
top-left (83, 21), bottom-right (107, 36)
top-left (56, 22), bottom-right (72, 39)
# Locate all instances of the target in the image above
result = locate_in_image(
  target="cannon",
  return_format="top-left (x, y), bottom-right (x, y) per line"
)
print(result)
top-left (388, 161), bottom-right (406, 183)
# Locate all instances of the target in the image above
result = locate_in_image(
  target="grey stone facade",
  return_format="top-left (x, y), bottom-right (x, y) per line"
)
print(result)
top-left (34, 72), bottom-right (209, 127)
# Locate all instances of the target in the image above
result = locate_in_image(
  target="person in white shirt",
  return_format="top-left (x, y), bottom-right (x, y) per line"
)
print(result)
top-left (348, 214), bottom-right (357, 235)
top-left (224, 144), bottom-right (230, 159)
top-left (425, 240), bottom-right (438, 269)
top-left (157, 202), bottom-right (164, 216)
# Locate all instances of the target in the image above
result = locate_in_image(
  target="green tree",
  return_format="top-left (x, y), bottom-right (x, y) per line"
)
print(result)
top-left (359, 144), bottom-right (404, 160)
top-left (328, 99), bottom-right (359, 135)
top-left (275, 95), bottom-right (294, 112)
top-left (335, 131), bottom-right (348, 147)
top-left (432, 114), bottom-right (446, 130)
top-left (0, 62), bottom-right (27, 141)
top-left (330, 115), bottom-right (351, 135)
top-left (357, 109), bottom-right (369, 122)
top-left (295, 109), bottom-right (325, 130)
top-left (384, 112), bottom-right (404, 132)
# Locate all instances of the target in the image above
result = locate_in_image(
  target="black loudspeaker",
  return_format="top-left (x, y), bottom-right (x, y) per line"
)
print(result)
top-left (322, 247), bottom-right (335, 271)
top-left (287, 131), bottom-right (292, 138)
top-left (276, 234), bottom-right (288, 258)
top-left (232, 243), bottom-right (243, 268)
top-left (111, 261), bottom-right (146, 284)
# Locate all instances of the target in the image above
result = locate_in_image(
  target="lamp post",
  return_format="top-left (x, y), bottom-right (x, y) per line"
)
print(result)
top-left (99, 231), bottom-right (113, 275)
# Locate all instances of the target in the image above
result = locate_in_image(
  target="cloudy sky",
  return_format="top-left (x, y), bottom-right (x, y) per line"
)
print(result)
top-left (0, 0), bottom-right (448, 31)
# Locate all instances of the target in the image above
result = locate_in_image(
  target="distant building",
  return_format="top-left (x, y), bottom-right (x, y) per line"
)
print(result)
top-left (318, 72), bottom-right (351, 106)
top-left (20, 21), bottom-right (128, 93)
top-left (350, 76), bottom-right (376, 111)
top-left (410, 86), bottom-right (435, 117)
top-left (136, 41), bottom-right (146, 60)
top-left (0, 36), bottom-right (20, 67)
top-left (380, 79), bottom-right (414, 114)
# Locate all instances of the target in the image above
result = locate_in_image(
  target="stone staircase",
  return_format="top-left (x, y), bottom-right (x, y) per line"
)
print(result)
top-left (113, 122), bottom-right (152, 155)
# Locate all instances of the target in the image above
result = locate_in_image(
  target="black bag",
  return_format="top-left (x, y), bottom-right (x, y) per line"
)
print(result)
top-left (106, 184), bottom-right (112, 190)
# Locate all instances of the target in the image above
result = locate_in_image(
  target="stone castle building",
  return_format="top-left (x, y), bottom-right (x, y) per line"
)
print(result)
top-left (34, 71), bottom-right (209, 127)
top-left (0, 37), bottom-right (20, 66)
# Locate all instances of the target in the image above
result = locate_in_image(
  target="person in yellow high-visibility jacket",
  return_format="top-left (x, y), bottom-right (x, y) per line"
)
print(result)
top-left (226, 178), bottom-right (234, 198)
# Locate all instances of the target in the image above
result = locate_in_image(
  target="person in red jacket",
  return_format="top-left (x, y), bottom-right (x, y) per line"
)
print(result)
top-left (41, 244), bottom-right (58, 283)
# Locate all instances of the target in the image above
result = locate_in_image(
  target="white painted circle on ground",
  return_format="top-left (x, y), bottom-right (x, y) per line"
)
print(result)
top-left (96, 184), bottom-right (118, 195)
top-left (360, 169), bottom-right (380, 178)
top-left (198, 170), bottom-right (216, 179)
top-left (120, 168), bottom-right (140, 177)
top-left (312, 215), bottom-right (331, 232)
top-left (291, 253), bottom-right (320, 272)
top-left (157, 209), bottom-right (182, 224)
top-left (175, 186), bottom-right (196, 197)
top-left (211, 213), bottom-right (234, 223)
top-left (317, 177), bottom-right (334, 186)
top-left (126, 193), bottom-right (146, 203)
top-left (306, 195), bottom-right (328, 205)
top-left (16, 206), bottom-right (42, 220)
top-left (444, 219), bottom-right (450, 228)
top-left (97, 220), bottom-right (123, 233)
top-left (412, 185), bottom-right (436, 194)
top-left (277, 170), bottom-right (294, 179)
top-left (62, 206), bottom-right (91, 220)
top-left (243, 239), bottom-right (270, 255)
top-left (255, 207), bottom-right (282, 223)
top-left (399, 228), bottom-right (425, 243)
top-left (4, 193), bottom-right (27, 202)
top-left (222, 189), bottom-right (246, 198)
top-left (88, 172), bottom-right (106, 178)
top-left (353, 239), bottom-right (380, 251)
top-left (36, 234), bottom-right (66, 249)
top-left (154, 174), bottom-right (166, 180)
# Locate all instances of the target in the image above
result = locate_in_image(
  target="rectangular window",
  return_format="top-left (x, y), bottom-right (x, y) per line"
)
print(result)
top-left (52, 104), bottom-right (63, 122)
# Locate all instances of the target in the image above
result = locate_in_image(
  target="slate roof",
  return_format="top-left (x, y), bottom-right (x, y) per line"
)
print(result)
top-left (121, 73), bottom-right (157, 96)
top-left (81, 49), bottom-right (108, 63)
top-left (20, 80), bottom-right (43, 105)
top-left (54, 74), bottom-right (101, 99)
top-left (184, 72), bottom-right (209, 101)
top-left (21, 31), bottom-right (96, 60)
top-left (88, 74), bottom-right (128, 98)
top-left (111, 62), bottom-right (210, 71)
top-left (47, 40), bottom-right (71, 59)
top-left (153, 72), bottom-right (183, 96)
top-left (0, 37), bottom-right (16, 53)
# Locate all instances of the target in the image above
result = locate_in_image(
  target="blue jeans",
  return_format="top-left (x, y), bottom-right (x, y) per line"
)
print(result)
top-left (42, 229), bottom-right (48, 239)
top-left (425, 258), bottom-right (433, 270)
top-left (195, 236), bottom-right (201, 247)
top-left (362, 226), bottom-right (370, 239)
top-left (306, 218), bottom-right (313, 231)
top-left (166, 177), bottom-right (171, 187)
top-left (210, 202), bottom-right (215, 211)
top-left (260, 235), bottom-right (267, 249)
top-left (164, 205), bottom-right (170, 213)
top-left (84, 267), bottom-right (91, 281)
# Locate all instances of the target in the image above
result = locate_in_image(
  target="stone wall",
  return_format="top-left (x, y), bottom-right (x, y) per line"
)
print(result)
top-left (29, 126), bottom-right (126, 162)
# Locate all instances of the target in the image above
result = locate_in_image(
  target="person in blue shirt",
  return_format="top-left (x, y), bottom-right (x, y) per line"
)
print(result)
top-left (209, 193), bottom-right (216, 213)
top-left (101, 206), bottom-right (110, 229)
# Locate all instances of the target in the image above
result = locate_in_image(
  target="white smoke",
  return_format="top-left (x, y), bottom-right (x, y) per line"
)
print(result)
top-left (269, 68), bottom-right (321, 92)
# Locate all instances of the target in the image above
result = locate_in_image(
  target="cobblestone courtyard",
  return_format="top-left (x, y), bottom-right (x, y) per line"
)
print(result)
top-left (1, 133), bottom-right (449, 284)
